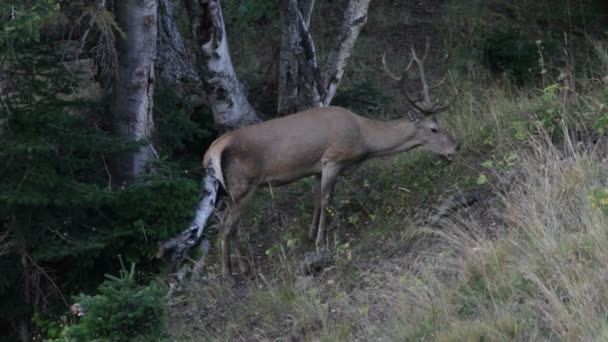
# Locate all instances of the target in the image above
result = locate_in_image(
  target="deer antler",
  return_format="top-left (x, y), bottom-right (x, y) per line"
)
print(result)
top-left (382, 52), bottom-right (414, 81)
top-left (382, 38), bottom-right (453, 118)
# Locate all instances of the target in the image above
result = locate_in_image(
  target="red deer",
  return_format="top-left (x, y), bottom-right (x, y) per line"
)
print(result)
top-left (160, 42), bottom-right (458, 278)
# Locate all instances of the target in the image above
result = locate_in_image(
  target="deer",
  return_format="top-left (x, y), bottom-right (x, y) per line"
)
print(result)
top-left (158, 41), bottom-right (459, 279)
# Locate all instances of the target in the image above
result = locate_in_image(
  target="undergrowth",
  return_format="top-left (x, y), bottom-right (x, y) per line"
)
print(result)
top-left (167, 42), bottom-right (608, 342)
top-left (165, 1), bottom-right (608, 340)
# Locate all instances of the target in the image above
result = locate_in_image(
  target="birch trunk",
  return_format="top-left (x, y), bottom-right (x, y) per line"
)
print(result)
top-left (300, 0), bottom-right (315, 26)
top-left (157, 0), bottom-right (200, 94)
top-left (319, 0), bottom-right (370, 106)
top-left (277, 0), bottom-right (370, 113)
top-left (277, 0), bottom-right (321, 115)
top-left (185, 0), bottom-right (260, 130)
top-left (111, 0), bottom-right (158, 185)
top-left (277, 0), bottom-right (305, 115)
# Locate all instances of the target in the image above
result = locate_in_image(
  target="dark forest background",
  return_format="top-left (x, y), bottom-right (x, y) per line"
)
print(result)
top-left (1, 0), bottom-right (608, 340)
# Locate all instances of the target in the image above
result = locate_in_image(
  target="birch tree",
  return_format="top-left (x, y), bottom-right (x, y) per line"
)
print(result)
top-left (110, 0), bottom-right (158, 184)
top-left (277, 0), bottom-right (371, 114)
top-left (185, 0), bottom-right (260, 130)
top-left (157, 0), bottom-right (200, 94)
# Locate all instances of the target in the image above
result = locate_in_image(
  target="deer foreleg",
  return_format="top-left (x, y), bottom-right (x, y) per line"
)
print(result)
top-left (309, 176), bottom-right (321, 241)
top-left (316, 162), bottom-right (340, 248)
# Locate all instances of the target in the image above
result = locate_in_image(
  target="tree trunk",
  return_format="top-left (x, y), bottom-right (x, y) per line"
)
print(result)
top-left (319, 0), bottom-right (370, 106)
top-left (300, 0), bottom-right (314, 26)
top-left (277, 0), bottom-right (370, 114)
top-left (157, 0), bottom-right (201, 94)
top-left (277, 0), bottom-right (323, 115)
top-left (278, 0), bottom-right (306, 115)
top-left (111, 0), bottom-right (158, 185)
top-left (185, 0), bottom-right (260, 130)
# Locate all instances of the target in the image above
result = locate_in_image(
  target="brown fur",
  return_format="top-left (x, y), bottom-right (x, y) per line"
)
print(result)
top-left (203, 106), bottom-right (458, 277)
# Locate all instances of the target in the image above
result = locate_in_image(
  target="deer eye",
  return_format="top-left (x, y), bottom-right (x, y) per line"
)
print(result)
top-left (430, 128), bottom-right (439, 133)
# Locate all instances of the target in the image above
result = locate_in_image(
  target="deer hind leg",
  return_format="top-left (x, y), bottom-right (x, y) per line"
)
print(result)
top-left (316, 162), bottom-right (341, 248)
top-left (219, 187), bottom-right (255, 278)
top-left (231, 223), bottom-right (251, 275)
top-left (309, 175), bottom-right (322, 241)
top-left (219, 203), bottom-right (237, 278)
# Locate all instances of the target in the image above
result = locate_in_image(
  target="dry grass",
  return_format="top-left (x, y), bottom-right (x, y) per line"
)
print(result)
top-left (167, 124), bottom-right (608, 341)
top-left (166, 4), bottom-right (608, 341)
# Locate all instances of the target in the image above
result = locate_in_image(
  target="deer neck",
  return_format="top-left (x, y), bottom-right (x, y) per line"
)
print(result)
top-left (361, 117), bottom-right (421, 158)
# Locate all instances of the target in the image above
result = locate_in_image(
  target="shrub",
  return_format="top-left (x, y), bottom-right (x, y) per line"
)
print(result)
top-left (332, 81), bottom-right (393, 117)
top-left (510, 83), bottom-right (564, 141)
top-left (484, 24), bottom-right (558, 83)
top-left (63, 263), bottom-right (166, 342)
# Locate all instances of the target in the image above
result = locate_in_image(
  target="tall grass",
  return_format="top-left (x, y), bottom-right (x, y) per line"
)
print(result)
top-left (165, 3), bottom-right (608, 341)
top-left (167, 103), bottom-right (608, 341)
top-left (367, 133), bottom-right (608, 340)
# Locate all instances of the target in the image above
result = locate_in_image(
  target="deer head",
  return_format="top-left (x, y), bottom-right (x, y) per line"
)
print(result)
top-left (382, 39), bottom-right (458, 160)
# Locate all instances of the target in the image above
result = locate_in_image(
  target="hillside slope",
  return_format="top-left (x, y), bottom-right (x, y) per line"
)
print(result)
top-left (166, 0), bottom-right (608, 340)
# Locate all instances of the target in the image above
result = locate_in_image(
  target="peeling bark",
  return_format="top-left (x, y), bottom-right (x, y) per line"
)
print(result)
top-left (158, 168), bottom-right (219, 264)
top-left (111, 0), bottom-right (158, 184)
top-left (185, 0), bottom-right (260, 130)
top-left (320, 0), bottom-right (371, 106)
top-left (157, 0), bottom-right (201, 94)
top-left (277, 0), bottom-right (306, 114)
top-left (277, 0), bottom-right (370, 113)
top-left (277, 0), bottom-right (322, 115)
top-left (300, 0), bottom-right (315, 26)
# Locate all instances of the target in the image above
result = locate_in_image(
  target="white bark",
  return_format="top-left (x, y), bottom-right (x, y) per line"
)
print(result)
top-left (186, 0), bottom-right (260, 129)
top-left (300, 0), bottom-right (315, 26)
top-left (277, 0), bottom-right (370, 113)
top-left (157, 0), bottom-right (201, 93)
top-left (278, 0), bottom-right (306, 114)
top-left (158, 168), bottom-right (219, 263)
top-left (320, 0), bottom-right (371, 106)
top-left (277, 0), bottom-right (322, 115)
top-left (111, 0), bottom-right (158, 184)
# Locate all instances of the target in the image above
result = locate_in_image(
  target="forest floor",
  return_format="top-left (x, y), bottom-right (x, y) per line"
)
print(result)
top-left (166, 0), bottom-right (608, 340)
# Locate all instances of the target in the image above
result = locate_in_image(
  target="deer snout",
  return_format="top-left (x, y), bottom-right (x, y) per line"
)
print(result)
top-left (445, 144), bottom-right (460, 161)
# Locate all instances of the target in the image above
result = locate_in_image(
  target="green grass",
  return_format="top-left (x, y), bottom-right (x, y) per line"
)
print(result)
top-left (166, 71), bottom-right (608, 339)
top-left (165, 2), bottom-right (608, 340)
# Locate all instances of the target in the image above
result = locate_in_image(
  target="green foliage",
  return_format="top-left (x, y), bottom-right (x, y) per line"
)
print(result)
top-left (0, 0), bottom-right (58, 48)
top-left (32, 311), bottom-right (64, 340)
top-left (0, 9), bottom-right (200, 339)
top-left (590, 188), bottom-right (608, 214)
top-left (62, 263), bottom-right (166, 342)
top-left (332, 81), bottom-right (394, 117)
top-left (511, 84), bottom-right (564, 141)
top-left (234, 0), bottom-right (278, 25)
top-left (456, 272), bottom-right (486, 319)
top-left (594, 114), bottom-right (608, 136)
top-left (484, 24), bottom-right (558, 82)
top-left (154, 88), bottom-right (213, 158)
top-left (444, 0), bottom-right (608, 83)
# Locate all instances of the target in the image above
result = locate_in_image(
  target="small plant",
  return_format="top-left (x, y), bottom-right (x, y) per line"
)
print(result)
top-left (31, 311), bottom-right (65, 341)
top-left (62, 263), bottom-right (166, 341)
top-left (0, 0), bottom-right (58, 48)
top-left (511, 84), bottom-right (564, 141)
top-left (590, 188), bottom-right (608, 214)
top-left (477, 152), bottom-right (518, 185)
top-left (594, 114), bottom-right (608, 136)
top-left (483, 23), bottom-right (559, 83)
